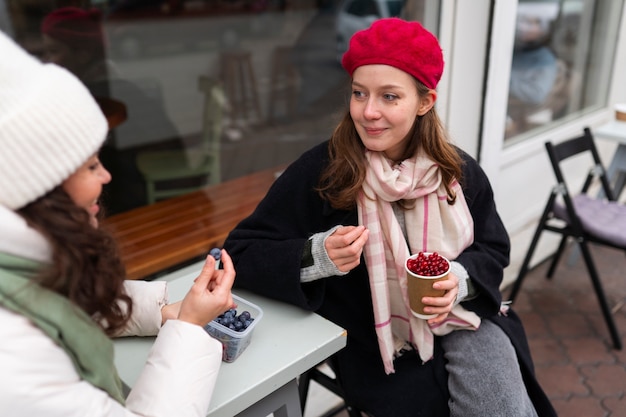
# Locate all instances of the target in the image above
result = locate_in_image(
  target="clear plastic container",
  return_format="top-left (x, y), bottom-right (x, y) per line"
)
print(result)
top-left (203, 294), bottom-right (263, 362)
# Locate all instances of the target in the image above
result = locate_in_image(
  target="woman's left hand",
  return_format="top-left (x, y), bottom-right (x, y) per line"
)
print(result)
top-left (161, 301), bottom-right (182, 325)
top-left (421, 272), bottom-right (459, 325)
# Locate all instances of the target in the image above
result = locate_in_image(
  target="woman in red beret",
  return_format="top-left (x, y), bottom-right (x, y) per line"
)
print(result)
top-left (41, 7), bottom-right (112, 84)
top-left (40, 7), bottom-right (184, 214)
top-left (224, 18), bottom-right (556, 416)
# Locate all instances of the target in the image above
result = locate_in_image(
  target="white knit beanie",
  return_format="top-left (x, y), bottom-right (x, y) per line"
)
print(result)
top-left (0, 31), bottom-right (108, 210)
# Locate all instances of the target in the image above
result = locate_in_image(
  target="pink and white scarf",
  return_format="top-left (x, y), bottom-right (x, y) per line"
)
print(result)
top-left (357, 151), bottom-right (480, 374)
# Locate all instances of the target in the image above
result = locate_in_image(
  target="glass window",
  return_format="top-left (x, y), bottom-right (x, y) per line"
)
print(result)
top-left (504, 0), bottom-right (624, 143)
top-left (345, 0), bottom-right (379, 16)
top-left (1, 0), bottom-right (436, 216)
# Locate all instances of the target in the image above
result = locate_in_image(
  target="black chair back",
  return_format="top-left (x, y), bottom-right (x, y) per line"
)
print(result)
top-left (508, 126), bottom-right (624, 350)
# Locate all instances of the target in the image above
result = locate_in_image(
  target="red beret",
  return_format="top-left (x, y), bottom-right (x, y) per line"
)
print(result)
top-left (41, 7), bottom-right (104, 50)
top-left (341, 18), bottom-right (444, 89)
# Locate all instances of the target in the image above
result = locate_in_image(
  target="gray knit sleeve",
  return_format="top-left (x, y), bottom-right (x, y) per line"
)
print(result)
top-left (300, 225), bottom-right (349, 282)
top-left (450, 260), bottom-right (477, 305)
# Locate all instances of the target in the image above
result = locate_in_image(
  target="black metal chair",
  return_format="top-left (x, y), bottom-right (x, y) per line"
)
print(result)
top-left (508, 127), bottom-right (626, 350)
top-left (298, 356), bottom-right (364, 417)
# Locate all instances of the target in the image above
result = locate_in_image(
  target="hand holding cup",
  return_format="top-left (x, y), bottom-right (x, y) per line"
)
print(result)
top-left (405, 252), bottom-right (450, 319)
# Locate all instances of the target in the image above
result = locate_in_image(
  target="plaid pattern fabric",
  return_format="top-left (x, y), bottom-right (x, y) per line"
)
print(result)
top-left (357, 151), bottom-right (478, 374)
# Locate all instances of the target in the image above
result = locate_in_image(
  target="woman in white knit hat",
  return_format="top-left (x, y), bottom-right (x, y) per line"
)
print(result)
top-left (0, 31), bottom-right (235, 416)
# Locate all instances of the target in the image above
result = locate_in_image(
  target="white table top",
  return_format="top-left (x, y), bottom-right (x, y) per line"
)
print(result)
top-left (594, 120), bottom-right (626, 144)
top-left (114, 265), bottom-right (347, 417)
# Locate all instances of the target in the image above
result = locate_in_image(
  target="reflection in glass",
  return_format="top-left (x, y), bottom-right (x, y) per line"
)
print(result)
top-left (335, 0), bottom-right (406, 60)
top-left (39, 7), bottom-right (185, 214)
top-left (505, 0), bottom-right (623, 142)
top-left (2, 0), bottom-right (439, 215)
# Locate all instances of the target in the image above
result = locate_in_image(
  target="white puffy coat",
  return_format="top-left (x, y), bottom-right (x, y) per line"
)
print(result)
top-left (0, 206), bottom-right (222, 417)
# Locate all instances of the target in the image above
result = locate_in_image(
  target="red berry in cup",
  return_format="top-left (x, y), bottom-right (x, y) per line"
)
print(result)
top-left (407, 252), bottom-right (449, 276)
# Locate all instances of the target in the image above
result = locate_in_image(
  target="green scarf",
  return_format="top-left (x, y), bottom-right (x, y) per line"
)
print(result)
top-left (0, 252), bottom-right (126, 404)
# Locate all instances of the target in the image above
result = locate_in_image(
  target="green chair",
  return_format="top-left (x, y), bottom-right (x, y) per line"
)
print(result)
top-left (136, 76), bottom-right (224, 204)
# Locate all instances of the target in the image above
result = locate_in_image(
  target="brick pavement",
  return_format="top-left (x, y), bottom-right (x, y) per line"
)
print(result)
top-left (326, 243), bottom-right (626, 417)
top-left (503, 243), bottom-right (626, 417)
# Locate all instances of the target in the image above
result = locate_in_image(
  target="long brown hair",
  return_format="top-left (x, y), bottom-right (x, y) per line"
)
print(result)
top-left (17, 187), bottom-right (132, 336)
top-left (317, 79), bottom-right (463, 210)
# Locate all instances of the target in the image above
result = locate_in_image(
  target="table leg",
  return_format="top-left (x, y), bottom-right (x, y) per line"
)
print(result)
top-left (235, 379), bottom-right (303, 417)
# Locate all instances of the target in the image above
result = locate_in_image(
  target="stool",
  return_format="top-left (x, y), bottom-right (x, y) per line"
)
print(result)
top-left (219, 50), bottom-right (262, 124)
top-left (268, 46), bottom-right (299, 122)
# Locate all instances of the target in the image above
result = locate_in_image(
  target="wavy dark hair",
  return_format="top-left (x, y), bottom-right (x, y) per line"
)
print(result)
top-left (317, 79), bottom-right (463, 210)
top-left (17, 186), bottom-right (132, 336)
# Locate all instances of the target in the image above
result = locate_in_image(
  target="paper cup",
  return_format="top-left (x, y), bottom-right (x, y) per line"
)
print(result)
top-left (405, 253), bottom-right (450, 319)
top-left (615, 103), bottom-right (626, 121)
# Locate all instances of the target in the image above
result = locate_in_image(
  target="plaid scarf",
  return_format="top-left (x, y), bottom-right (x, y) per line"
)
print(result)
top-left (357, 151), bottom-right (479, 374)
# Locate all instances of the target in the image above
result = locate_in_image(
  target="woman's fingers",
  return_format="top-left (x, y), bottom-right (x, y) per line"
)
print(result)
top-left (326, 226), bottom-right (369, 272)
top-left (326, 226), bottom-right (365, 248)
top-left (421, 273), bottom-right (459, 322)
top-left (213, 250), bottom-right (236, 307)
top-left (178, 250), bottom-right (236, 326)
top-left (193, 254), bottom-right (216, 285)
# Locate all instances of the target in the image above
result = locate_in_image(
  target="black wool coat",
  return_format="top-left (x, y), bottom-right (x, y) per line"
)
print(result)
top-left (224, 141), bottom-right (556, 417)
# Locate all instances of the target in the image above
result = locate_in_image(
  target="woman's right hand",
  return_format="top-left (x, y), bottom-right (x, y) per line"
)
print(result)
top-left (177, 249), bottom-right (236, 327)
top-left (325, 225), bottom-right (369, 273)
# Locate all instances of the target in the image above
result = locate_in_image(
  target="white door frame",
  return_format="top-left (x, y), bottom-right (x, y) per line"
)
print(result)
top-left (439, 0), bottom-right (626, 284)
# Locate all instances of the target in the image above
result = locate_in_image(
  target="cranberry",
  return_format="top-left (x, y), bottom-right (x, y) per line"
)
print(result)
top-left (407, 251), bottom-right (449, 276)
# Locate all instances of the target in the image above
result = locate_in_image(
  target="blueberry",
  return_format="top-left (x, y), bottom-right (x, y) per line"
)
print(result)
top-left (239, 311), bottom-right (251, 322)
top-left (209, 247), bottom-right (222, 261)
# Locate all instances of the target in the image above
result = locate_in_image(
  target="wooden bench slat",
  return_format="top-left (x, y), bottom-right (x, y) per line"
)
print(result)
top-left (106, 175), bottom-right (270, 230)
top-left (110, 193), bottom-right (264, 244)
top-left (104, 165), bottom-right (285, 280)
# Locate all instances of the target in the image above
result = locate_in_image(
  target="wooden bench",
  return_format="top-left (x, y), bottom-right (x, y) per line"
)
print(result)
top-left (104, 164), bottom-right (286, 280)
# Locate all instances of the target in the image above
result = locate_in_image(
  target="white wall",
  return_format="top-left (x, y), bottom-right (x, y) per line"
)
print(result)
top-left (442, 0), bottom-right (626, 288)
top-left (438, 0), bottom-right (491, 159)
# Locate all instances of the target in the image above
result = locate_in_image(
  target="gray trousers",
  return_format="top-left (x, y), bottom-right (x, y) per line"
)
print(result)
top-left (441, 319), bottom-right (539, 417)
